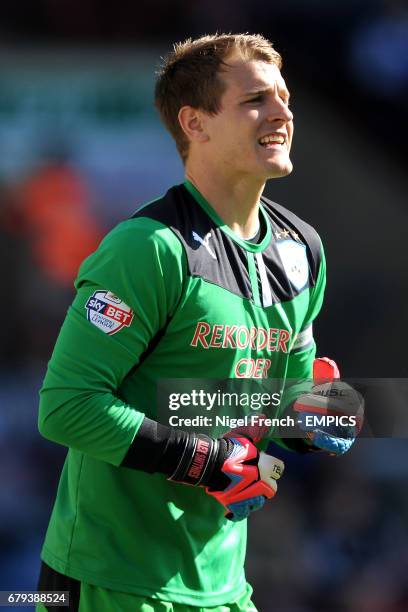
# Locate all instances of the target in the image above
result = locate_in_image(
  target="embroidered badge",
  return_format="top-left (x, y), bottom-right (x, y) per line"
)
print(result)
top-left (85, 290), bottom-right (134, 335)
top-left (276, 240), bottom-right (309, 291)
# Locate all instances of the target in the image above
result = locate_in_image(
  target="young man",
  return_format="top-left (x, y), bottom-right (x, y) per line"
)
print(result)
top-left (36, 34), bottom-right (357, 611)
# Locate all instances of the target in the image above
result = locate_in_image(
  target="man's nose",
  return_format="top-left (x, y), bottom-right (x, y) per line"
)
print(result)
top-left (266, 97), bottom-right (293, 123)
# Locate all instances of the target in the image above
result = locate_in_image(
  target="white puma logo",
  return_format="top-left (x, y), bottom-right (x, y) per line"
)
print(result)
top-left (192, 231), bottom-right (217, 260)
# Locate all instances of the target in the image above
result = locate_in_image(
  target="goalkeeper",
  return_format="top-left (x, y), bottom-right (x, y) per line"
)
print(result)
top-left (36, 34), bottom-right (359, 612)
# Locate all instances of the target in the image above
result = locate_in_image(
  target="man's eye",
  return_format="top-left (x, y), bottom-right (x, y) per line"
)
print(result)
top-left (246, 95), bottom-right (263, 103)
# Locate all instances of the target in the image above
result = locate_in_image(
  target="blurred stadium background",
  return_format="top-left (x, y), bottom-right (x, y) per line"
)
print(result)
top-left (0, 1), bottom-right (407, 610)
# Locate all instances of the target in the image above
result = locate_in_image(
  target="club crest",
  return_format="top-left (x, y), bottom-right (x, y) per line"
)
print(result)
top-left (276, 239), bottom-right (309, 291)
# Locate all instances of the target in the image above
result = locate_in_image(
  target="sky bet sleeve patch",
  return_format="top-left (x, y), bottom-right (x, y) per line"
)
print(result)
top-left (85, 290), bottom-right (134, 335)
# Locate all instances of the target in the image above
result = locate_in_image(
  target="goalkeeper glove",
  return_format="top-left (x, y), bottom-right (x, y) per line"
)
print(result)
top-left (293, 357), bottom-right (364, 456)
top-left (122, 415), bottom-right (284, 521)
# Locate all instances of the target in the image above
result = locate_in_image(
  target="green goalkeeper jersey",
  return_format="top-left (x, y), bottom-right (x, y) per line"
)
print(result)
top-left (39, 181), bottom-right (326, 606)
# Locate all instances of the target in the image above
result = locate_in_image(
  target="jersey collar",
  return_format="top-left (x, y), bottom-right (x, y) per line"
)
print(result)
top-left (183, 180), bottom-right (272, 253)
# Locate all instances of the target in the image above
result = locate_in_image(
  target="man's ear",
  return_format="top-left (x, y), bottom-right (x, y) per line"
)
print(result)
top-left (178, 106), bottom-right (210, 145)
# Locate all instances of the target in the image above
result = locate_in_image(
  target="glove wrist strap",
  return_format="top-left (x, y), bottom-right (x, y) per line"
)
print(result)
top-left (169, 434), bottom-right (220, 486)
top-left (120, 416), bottom-right (229, 487)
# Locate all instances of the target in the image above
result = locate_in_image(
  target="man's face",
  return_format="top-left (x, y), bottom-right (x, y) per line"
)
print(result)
top-left (202, 56), bottom-right (294, 180)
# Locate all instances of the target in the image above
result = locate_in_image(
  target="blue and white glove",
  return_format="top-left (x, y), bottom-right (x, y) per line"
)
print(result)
top-left (294, 358), bottom-right (364, 456)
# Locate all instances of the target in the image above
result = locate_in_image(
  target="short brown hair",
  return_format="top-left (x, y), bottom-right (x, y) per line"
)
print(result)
top-left (155, 33), bottom-right (282, 162)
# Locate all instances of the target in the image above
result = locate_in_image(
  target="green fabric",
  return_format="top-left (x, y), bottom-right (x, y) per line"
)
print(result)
top-left (35, 582), bottom-right (257, 611)
top-left (39, 193), bottom-right (325, 606)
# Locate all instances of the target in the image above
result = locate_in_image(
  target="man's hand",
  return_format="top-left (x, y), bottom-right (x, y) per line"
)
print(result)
top-left (168, 414), bottom-right (284, 521)
top-left (122, 414), bottom-right (283, 521)
top-left (293, 357), bottom-right (364, 456)
top-left (205, 434), bottom-right (284, 521)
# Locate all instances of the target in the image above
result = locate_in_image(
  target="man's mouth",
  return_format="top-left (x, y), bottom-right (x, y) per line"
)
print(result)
top-left (258, 133), bottom-right (286, 147)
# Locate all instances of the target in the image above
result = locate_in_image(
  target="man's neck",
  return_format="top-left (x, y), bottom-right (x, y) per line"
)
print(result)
top-left (185, 165), bottom-right (265, 240)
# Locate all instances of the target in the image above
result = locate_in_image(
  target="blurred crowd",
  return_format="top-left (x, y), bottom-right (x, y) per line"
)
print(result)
top-left (0, 0), bottom-right (406, 151)
top-left (0, 157), bottom-right (104, 368)
top-left (0, 157), bottom-right (103, 368)
top-left (249, 446), bottom-right (408, 611)
top-left (0, 1), bottom-right (407, 610)
top-left (0, 157), bottom-right (103, 591)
